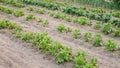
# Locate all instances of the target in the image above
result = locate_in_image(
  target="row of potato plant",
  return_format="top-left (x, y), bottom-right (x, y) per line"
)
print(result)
top-left (0, 0), bottom-right (25, 8)
top-left (22, 0), bottom-right (120, 27)
top-left (0, 19), bottom-right (22, 31)
top-left (21, 32), bottom-right (98, 68)
top-left (0, 5), bottom-right (25, 17)
top-left (62, 5), bottom-right (120, 27)
top-left (49, 11), bottom-right (92, 26)
top-left (26, 14), bottom-right (49, 27)
top-left (23, 0), bottom-right (59, 10)
top-left (28, 6), bottom-right (46, 14)
top-left (56, 24), bottom-right (118, 51)
top-left (0, 5), bottom-right (49, 27)
top-left (26, 6), bottom-right (120, 38)
top-left (0, 19), bottom-right (99, 68)
top-left (49, 11), bottom-right (120, 38)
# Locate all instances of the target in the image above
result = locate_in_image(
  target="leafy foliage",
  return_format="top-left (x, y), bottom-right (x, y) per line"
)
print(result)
top-left (57, 24), bottom-right (65, 33)
top-left (106, 39), bottom-right (118, 51)
top-left (22, 32), bottom-right (35, 42)
top-left (0, 0), bottom-right (25, 8)
top-left (74, 51), bottom-right (97, 68)
top-left (73, 29), bottom-right (81, 39)
top-left (42, 19), bottom-right (49, 27)
top-left (73, 17), bottom-right (92, 25)
top-left (23, 0), bottom-right (59, 10)
top-left (36, 9), bottom-right (45, 14)
top-left (102, 23), bottom-right (112, 34)
top-left (13, 10), bottom-right (25, 17)
top-left (56, 47), bottom-right (73, 63)
top-left (0, 19), bottom-right (22, 31)
top-left (114, 29), bottom-right (120, 37)
top-left (49, 41), bottom-right (64, 56)
top-left (112, 11), bottom-right (120, 18)
top-left (28, 6), bottom-right (34, 11)
top-left (0, 5), bottom-right (13, 14)
top-left (84, 32), bottom-right (92, 42)
top-left (94, 21), bottom-right (101, 30)
top-left (26, 14), bottom-right (36, 21)
top-left (93, 34), bottom-right (102, 46)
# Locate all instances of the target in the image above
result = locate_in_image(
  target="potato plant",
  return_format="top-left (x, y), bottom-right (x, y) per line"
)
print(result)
top-left (112, 11), bottom-right (120, 18)
top-left (57, 24), bottom-right (65, 33)
top-left (74, 51), bottom-right (97, 68)
top-left (23, 0), bottom-right (59, 10)
top-left (42, 20), bottom-right (49, 27)
top-left (73, 29), bottom-right (81, 39)
top-left (28, 6), bottom-right (34, 11)
top-left (90, 57), bottom-right (98, 66)
top-left (49, 41), bottom-right (64, 56)
top-left (102, 23), bottom-right (112, 34)
top-left (0, 5), bottom-right (13, 14)
top-left (84, 32), bottom-right (92, 42)
top-left (54, 12), bottom-right (61, 19)
top-left (0, 19), bottom-right (22, 31)
top-left (106, 39), bottom-right (118, 51)
top-left (39, 34), bottom-right (52, 52)
top-left (114, 29), bottom-right (120, 37)
top-left (102, 13), bottom-right (111, 22)
top-left (73, 17), bottom-right (79, 23)
top-left (37, 18), bottom-right (49, 27)
top-left (22, 32), bottom-right (35, 42)
top-left (36, 9), bottom-right (45, 14)
top-left (75, 17), bottom-right (92, 25)
top-left (93, 34), bottom-right (103, 46)
top-left (65, 16), bottom-right (72, 22)
top-left (74, 51), bottom-right (87, 68)
top-left (65, 27), bottom-right (72, 33)
top-left (56, 47), bottom-right (73, 63)
top-left (38, 18), bottom-right (43, 23)
top-left (49, 11), bottom-right (54, 17)
top-left (33, 32), bottom-right (52, 52)
top-left (26, 14), bottom-right (36, 21)
top-left (94, 21), bottom-right (101, 30)
top-left (111, 18), bottom-right (120, 27)
top-left (13, 10), bottom-right (25, 17)
top-left (12, 1), bottom-right (25, 8)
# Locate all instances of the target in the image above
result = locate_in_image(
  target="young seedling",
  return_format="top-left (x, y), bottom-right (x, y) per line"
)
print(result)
top-left (26, 14), bottom-right (36, 21)
top-left (84, 32), bottom-right (92, 42)
top-left (57, 24), bottom-right (65, 33)
top-left (106, 39), bottom-right (118, 51)
top-left (73, 17), bottom-right (79, 23)
top-left (73, 29), bottom-right (81, 39)
top-left (103, 23), bottom-right (112, 34)
top-left (36, 8), bottom-right (45, 14)
top-left (28, 6), bottom-right (34, 11)
top-left (49, 11), bottom-right (54, 17)
top-left (94, 21), bottom-right (101, 30)
top-left (114, 29), bottom-right (120, 37)
top-left (65, 16), bottom-right (72, 22)
top-left (13, 10), bottom-right (25, 17)
top-left (38, 18), bottom-right (43, 23)
top-left (93, 34), bottom-right (102, 46)
top-left (42, 19), bottom-right (49, 27)
top-left (65, 27), bottom-right (72, 33)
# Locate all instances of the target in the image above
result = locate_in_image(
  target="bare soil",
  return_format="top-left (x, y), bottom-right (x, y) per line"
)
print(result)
top-left (0, 3), bottom-right (120, 68)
